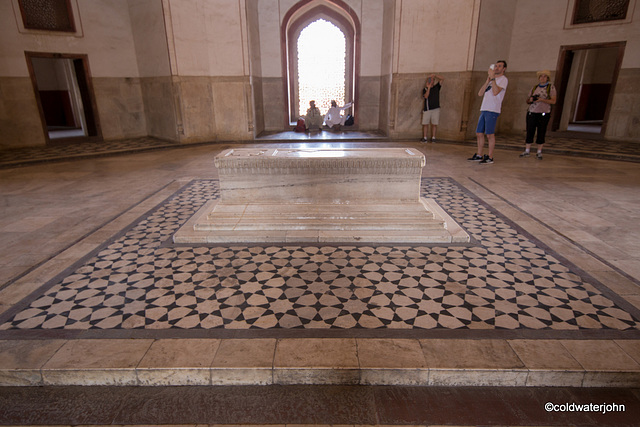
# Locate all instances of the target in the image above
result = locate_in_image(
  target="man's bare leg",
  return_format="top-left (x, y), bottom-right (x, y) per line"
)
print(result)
top-left (487, 133), bottom-right (496, 158)
top-left (476, 133), bottom-right (485, 156)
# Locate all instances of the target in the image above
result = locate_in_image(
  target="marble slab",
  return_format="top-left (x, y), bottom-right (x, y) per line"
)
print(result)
top-left (174, 148), bottom-right (469, 243)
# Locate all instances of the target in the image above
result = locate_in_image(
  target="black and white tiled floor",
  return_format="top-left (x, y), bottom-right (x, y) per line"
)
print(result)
top-left (1, 178), bottom-right (639, 339)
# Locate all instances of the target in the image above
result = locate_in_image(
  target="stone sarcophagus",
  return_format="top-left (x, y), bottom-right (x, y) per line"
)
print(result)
top-left (174, 148), bottom-right (469, 243)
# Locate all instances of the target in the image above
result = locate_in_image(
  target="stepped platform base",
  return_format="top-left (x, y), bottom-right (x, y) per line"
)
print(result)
top-left (174, 197), bottom-right (469, 244)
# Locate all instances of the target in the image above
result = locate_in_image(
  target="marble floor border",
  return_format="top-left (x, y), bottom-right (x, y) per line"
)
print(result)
top-left (462, 177), bottom-right (640, 330)
top-left (1, 337), bottom-right (639, 388)
top-left (0, 180), bottom-right (181, 294)
top-left (470, 176), bottom-right (640, 290)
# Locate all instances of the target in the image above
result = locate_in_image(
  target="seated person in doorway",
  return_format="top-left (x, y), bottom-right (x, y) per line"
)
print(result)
top-left (324, 100), bottom-right (353, 132)
top-left (304, 100), bottom-right (324, 132)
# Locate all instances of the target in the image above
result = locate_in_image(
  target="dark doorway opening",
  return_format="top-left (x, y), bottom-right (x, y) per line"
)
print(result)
top-left (26, 52), bottom-right (101, 144)
top-left (552, 42), bottom-right (625, 136)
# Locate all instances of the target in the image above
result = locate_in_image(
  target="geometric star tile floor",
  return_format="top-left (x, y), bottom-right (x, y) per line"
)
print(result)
top-left (1, 177), bottom-right (639, 339)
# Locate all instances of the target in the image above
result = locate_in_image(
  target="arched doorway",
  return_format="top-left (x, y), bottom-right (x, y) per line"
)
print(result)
top-left (282, 1), bottom-right (359, 125)
top-left (297, 18), bottom-right (346, 116)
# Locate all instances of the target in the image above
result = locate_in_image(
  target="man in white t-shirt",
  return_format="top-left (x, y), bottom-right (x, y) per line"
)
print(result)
top-left (468, 60), bottom-right (508, 164)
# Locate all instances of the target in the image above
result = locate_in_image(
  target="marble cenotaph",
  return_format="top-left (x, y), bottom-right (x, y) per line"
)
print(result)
top-left (174, 148), bottom-right (469, 243)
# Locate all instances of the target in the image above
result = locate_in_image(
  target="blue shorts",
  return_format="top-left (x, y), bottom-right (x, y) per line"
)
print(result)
top-left (476, 111), bottom-right (500, 135)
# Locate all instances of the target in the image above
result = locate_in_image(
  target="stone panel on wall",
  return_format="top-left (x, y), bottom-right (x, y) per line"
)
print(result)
top-left (173, 76), bottom-right (254, 143)
top-left (378, 73), bottom-right (391, 135)
top-left (357, 76), bottom-right (380, 130)
top-left (141, 76), bottom-right (178, 142)
top-left (251, 76), bottom-right (265, 136)
top-left (174, 77), bottom-right (216, 143)
top-left (212, 77), bottom-right (253, 140)
top-left (93, 77), bottom-right (147, 141)
top-left (0, 77), bottom-right (46, 148)
top-left (262, 77), bottom-right (286, 131)
top-left (608, 68), bottom-right (640, 140)
top-left (390, 72), bottom-right (474, 141)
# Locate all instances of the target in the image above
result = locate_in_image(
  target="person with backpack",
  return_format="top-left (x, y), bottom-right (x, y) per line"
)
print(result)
top-left (520, 70), bottom-right (557, 159)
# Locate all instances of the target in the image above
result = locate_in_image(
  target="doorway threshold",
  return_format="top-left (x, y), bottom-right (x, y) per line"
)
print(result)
top-left (256, 130), bottom-right (389, 142)
top-left (49, 129), bottom-right (86, 139)
top-left (567, 123), bottom-right (602, 134)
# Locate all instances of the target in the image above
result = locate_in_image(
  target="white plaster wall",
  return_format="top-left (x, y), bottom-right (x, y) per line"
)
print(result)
top-left (258, 0), bottom-right (387, 78)
top-left (0, 1), bottom-right (28, 76)
top-left (360, 0), bottom-right (384, 77)
top-left (472, 0), bottom-right (515, 70)
top-left (129, 0), bottom-right (171, 77)
top-left (508, 0), bottom-right (640, 71)
top-left (394, 0), bottom-right (479, 73)
top-left (258, 0), bottom-right (281, 78)
top-left (0, 0), bottom-right (140, 77)
top-left (167, 0), bottom-right (246, 76)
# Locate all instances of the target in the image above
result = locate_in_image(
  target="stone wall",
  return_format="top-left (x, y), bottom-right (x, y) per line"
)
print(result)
top-left (170, 76), bottom-right (253, 143)
top-left (140, 76), bottom-right (178, 142)
top-left (93, 77), bottom-right (147, 141)
top-left (261, 77), bottom-right (287, 131)
top-left (389, 72), bottom-right (475, 141)
top-left (608, 68), bottom-right (640, 141)
top-left (2, 0), bottom-right (640, 148)
top-left (0, 77), bottom-right (45, 149)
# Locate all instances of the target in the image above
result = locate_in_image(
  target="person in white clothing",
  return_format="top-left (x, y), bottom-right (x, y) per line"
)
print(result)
top-left (304, 100), bottom-right (324, 132)
top-left (324, 100), bottom-right (353, 131)
top-left (468, 60), bottom-right (508, 164)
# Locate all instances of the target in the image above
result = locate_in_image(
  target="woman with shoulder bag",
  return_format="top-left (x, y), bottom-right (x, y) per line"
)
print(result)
top-left (520, 70), bottom-right (556, 160)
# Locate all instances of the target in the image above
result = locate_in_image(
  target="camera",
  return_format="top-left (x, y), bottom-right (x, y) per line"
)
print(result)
top-left (531, 94), bottom-right (539, 101)
top-left (489, 64), bottom-right (495, 70)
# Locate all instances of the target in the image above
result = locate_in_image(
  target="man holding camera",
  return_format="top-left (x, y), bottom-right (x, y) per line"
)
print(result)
top-left (468, 60), bottom-right (508, 164)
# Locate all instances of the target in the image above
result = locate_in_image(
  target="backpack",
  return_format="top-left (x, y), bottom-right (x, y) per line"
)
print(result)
top-left (344, 115), bottom-right (354, 126)
top-left (294, 117), bottom-right (305, 132)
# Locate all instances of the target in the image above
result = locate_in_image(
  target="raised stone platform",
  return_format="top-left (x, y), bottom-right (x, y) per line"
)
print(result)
top-left (174, 148), bottom-right (469, 243)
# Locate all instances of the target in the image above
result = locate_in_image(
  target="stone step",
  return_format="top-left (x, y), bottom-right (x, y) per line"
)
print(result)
top-left (1, 338), bottom-right (639, 387)
top-left (200, 215), bottom-right (447, 231)
top-left (176, 198), bottom-right (469, 244)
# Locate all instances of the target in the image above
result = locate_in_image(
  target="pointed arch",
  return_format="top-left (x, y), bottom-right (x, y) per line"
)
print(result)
top-left (297, 19), bottom-right (346, 116)
top-left (282, 0), bottom-right (360, 125)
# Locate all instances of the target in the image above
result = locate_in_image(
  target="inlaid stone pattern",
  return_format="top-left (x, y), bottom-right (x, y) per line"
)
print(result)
top-left (1, 178), bottom-right (638, 333)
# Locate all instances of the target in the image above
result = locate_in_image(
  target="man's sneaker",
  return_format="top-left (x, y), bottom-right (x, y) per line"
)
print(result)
top-left (467, 153), bottom-right (483, 161)
top-left (420, 137), bottom-right (428, 142)
top-left (431, 137), bottom-right (436, 143)
top-left (519, 151), bottom-right (530, 157)
top-left (479, 155), bottom-right (494, 164)
top-left (536, 152), bottom-right (543, 160)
